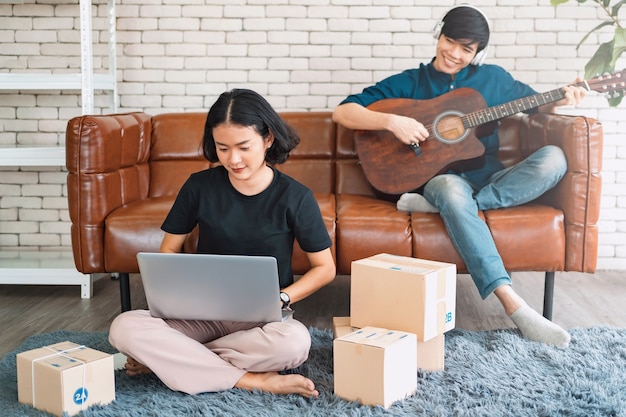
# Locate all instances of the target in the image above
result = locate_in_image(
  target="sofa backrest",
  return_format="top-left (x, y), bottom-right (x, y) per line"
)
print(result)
top-left (148, 111), bottom-right (378, 199)
top-left (279, 112), bottom-right (376, 197)
top-left (146, 111), bottom-right (552, 201)
top-left (150, 113), bottom-right (210, 198)
top-left (279, 113), bottom-right (534, 197)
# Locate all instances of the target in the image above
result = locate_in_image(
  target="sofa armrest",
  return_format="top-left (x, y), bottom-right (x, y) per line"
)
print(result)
top-left (66, 112), bottom-right (152, 273)
top-left (519, 113), bottom-right (603, 272)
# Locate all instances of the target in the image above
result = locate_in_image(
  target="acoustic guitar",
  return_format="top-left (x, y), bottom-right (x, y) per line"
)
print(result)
top-left (354, 70), bottom-right (626, 195)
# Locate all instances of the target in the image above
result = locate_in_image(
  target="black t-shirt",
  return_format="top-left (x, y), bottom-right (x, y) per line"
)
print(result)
top-left (161, 165), bottom-right (332, 288)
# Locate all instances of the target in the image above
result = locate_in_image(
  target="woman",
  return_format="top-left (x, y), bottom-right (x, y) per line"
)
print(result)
top-left (109, 89), bottom-right (336, 398)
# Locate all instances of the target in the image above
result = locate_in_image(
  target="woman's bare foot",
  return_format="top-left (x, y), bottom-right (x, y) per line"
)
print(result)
top-left (235, 371), bottom-right (319, 398)
top-left (124, 357), bottom-right (153, 376)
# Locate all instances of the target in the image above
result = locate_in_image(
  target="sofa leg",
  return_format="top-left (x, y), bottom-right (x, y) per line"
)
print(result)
top-left (119, 272), bottom-right (131, 312)
top-left (543, 271), bottom-right (555, 321)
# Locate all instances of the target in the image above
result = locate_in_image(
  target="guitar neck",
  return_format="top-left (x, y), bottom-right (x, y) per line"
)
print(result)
top-left (464, 86), bottom-right (571, 128)
top-left (461, 70), bottom-right (626, 128)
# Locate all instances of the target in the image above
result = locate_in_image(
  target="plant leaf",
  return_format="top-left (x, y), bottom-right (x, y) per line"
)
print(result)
top-left (610, 27), bottom-right (626, 68)
top-left (607, 94), bottom-right (623, 106)
top-left (551, 0), bottom-right (624, 106)
top-left (585, 41), bottom-right (625, 107)
top-left (611, 0), bottom-right (626, 17)
top-left (584, 41), bottom-right (615, 78)
top-left (576, 21), bottom-right (616, 50)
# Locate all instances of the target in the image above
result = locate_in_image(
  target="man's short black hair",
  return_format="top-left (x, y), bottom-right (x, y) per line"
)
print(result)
top-left (441, 6), bottom-right (490, 53)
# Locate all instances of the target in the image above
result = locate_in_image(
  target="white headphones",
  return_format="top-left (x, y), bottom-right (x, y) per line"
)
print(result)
top-left (432, 4), bottom-right (490, 66)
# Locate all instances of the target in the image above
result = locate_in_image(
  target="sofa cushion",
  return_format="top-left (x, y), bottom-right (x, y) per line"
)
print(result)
top-left (105, 193), bottom-right (338, 275)
top-left (411, 204), bottom-right (565, 273)
top-left (104, 196), bottom-right (174, 272)
top-left (336, 194), bottom-right (412, 274)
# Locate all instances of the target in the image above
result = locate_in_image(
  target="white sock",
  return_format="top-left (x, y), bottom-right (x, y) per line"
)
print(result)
top-left (509, 304), bottom-right (571, 347)
top-left (396, 193), bottom-right (439, 213)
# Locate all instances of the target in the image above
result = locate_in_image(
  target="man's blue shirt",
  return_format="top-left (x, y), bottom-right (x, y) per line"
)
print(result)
top-left (341, 61), bottom-right (539, 186)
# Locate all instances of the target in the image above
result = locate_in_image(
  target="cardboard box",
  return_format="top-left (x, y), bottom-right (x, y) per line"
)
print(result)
top-left (333, 316), bottom-right (445, 372)
top-left (417, 333), bottom-right (445, 372)
top-left (350, 253), bottom-right (456, 341)
top-left (17, 341), bottom-right (115, 417)
top-left (332, 316), bottom-right (360, 339)
top-left (334, 326), bottom-right (417, 408)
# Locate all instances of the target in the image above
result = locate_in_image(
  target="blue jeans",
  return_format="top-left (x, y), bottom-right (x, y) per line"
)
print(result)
top-left (423, 145), bottom-right (567, 299)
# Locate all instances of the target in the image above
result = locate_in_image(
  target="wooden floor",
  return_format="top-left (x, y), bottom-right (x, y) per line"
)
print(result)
top-left (1, 270), bottom-right (625, 357)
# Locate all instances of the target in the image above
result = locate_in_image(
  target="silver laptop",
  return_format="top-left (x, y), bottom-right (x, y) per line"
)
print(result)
top-left (136, 252), bottom-right (291, 322)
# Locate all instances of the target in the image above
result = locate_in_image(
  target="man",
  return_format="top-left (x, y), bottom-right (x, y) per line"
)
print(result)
top-left (332, 5), bottom-right (586, 347)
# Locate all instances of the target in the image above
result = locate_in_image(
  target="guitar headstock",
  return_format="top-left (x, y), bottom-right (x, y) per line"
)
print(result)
top-left (585, 70), bottom-right (626, 99)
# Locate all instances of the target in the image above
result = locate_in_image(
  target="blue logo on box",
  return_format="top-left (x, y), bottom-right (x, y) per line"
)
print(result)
top-left (73, 388), bottom-right (88, 405)
top-left (445, 311), bottom-right (453, 324)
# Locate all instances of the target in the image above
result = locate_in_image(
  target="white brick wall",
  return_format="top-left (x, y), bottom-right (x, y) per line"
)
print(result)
top-left (1, 0), bottom-right (625, 270)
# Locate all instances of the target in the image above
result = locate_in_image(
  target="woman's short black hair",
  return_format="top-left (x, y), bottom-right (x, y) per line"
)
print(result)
top-left (441, 6), bottom-right (490, 53)
top-left (202, 89), bottom-right (300, 164)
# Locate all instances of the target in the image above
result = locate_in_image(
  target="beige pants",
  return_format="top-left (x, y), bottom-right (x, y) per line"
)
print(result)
top-left (108, 310), bottom-right (311, 394)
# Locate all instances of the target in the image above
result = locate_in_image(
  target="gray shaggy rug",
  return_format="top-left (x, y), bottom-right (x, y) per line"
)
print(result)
top-left (1, 326), bottom-right (625, 416)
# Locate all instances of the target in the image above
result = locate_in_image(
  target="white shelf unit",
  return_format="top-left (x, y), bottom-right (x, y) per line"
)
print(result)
top-left (0, 251), bottom-right (100, 299)
top-left (0, 0), bottom-right (118, 298)
top-left (0, 73), bottom-right (117, 96)
top-left (0, 0), bottom-right (118, 114)
top-left (0, 146), bottom-right (66, 166)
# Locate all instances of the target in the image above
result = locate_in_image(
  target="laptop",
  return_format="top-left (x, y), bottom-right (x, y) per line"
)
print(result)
top-left (136, 252), bottom-right (292, 322)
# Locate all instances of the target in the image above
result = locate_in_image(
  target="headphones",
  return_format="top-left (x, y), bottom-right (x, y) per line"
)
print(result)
top-left (432, 4), bottom-right (490, 66)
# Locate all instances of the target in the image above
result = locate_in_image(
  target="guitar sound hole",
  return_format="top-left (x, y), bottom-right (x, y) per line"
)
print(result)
top-left (433, 111), bottom-right (468, 144)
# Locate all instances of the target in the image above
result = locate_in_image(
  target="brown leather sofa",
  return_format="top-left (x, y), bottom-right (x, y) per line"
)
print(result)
top-left (66, 111), bottom-right (603, 318)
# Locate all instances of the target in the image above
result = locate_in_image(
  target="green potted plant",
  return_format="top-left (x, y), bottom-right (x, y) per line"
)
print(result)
top-left (551, 0), bottom-right (625, 106)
